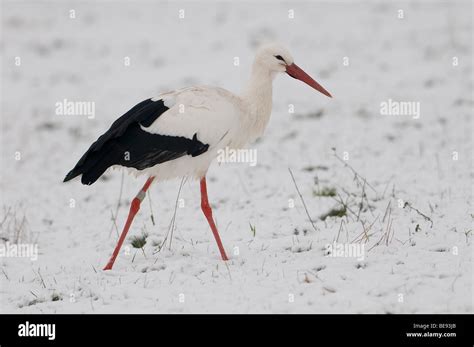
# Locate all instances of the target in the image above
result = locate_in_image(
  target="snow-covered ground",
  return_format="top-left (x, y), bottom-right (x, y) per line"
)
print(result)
top-left (0, 1), bottom-right (472, 313)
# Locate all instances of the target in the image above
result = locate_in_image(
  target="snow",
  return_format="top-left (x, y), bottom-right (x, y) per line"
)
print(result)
top-left (0, 1), bottom-right (472, 313)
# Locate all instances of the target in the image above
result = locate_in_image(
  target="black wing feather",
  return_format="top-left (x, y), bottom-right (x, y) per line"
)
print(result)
top-left (64, 98), bottom-right (209, 185)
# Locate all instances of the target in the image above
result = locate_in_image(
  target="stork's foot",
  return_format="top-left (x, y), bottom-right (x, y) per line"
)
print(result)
top-left (103, 263), bottom-right (113, 271)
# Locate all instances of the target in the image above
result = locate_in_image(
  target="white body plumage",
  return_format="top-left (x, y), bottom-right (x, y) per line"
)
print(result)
top-left (124, 40), bottom-right (280, 182)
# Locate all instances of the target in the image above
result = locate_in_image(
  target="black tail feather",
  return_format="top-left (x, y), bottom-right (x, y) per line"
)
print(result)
top-left (64, 141), bottom-right (118, 185)
top-left (63, 169), bottom-right (80, 183)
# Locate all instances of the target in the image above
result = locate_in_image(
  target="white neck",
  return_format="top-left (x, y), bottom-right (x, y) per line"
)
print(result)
top-left (239, 62), bottom-right (275, 142)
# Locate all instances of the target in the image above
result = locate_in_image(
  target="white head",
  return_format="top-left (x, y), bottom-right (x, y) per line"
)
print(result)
top-left (253, 43), bottom-right (332, 98)
top-left (254, 43), bottom-right (295, 74)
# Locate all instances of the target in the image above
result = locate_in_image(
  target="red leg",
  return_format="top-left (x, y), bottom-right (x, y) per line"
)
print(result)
top-left (103, 176), bottom-right (155, 270)
top-left (200, 176), bottom-right (229, 261)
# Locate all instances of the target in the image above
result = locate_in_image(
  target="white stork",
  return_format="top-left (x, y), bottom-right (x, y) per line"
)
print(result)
top-left (64, 43), bottom-right (332, 270)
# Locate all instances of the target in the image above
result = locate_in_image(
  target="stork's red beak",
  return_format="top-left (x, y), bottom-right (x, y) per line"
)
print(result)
top-left (286, 63), bottom-right (332, 98)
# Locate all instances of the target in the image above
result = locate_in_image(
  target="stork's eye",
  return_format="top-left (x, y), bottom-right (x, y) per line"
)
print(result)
top-left (274, 55), bottom-right (286, 63)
